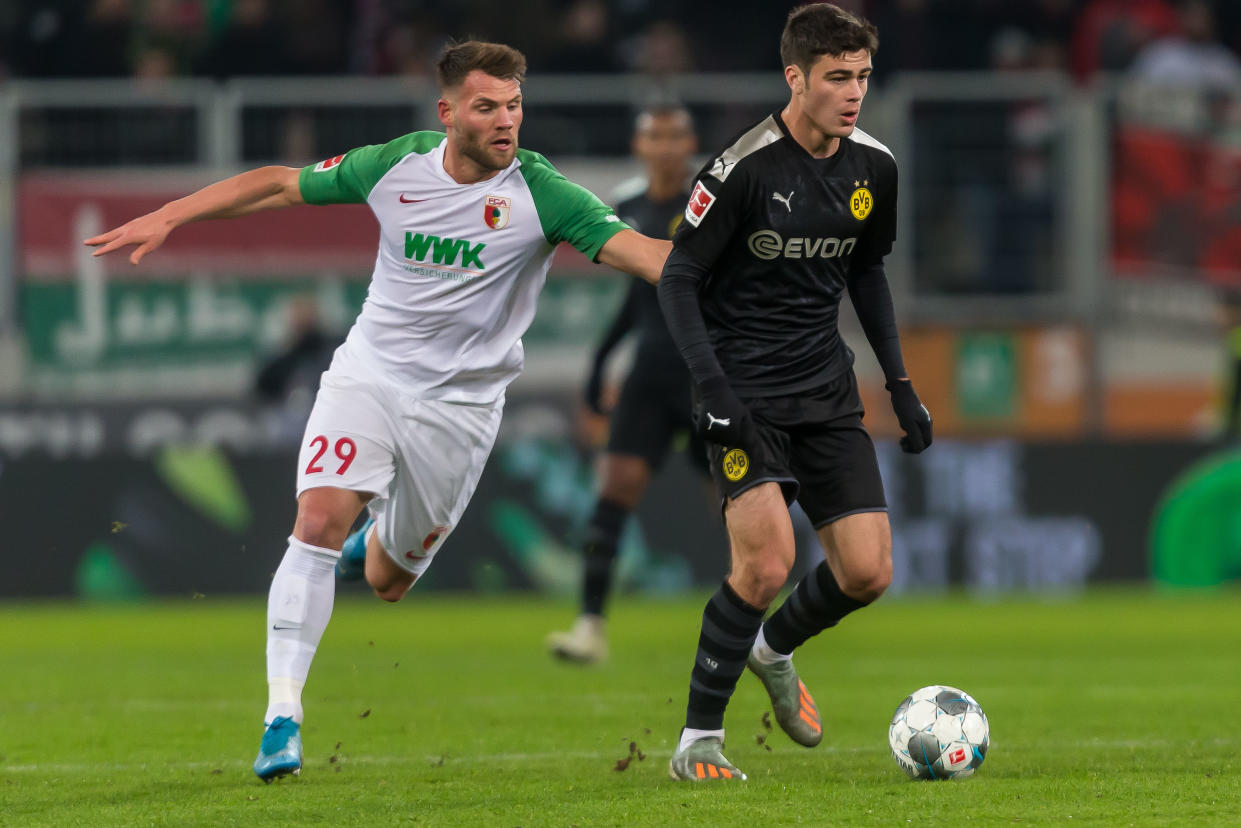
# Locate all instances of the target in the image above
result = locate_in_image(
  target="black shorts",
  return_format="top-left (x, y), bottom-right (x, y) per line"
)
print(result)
top-left (704, 370), bottom-right (887, 528)
top-left (607, 358), bottom-right (708, 475)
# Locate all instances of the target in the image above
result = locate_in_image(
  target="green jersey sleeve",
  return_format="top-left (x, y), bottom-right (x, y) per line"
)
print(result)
top-left (298, 132), bottom-right (443, 205)
top-left (518, 150), bottom-right (629, 260)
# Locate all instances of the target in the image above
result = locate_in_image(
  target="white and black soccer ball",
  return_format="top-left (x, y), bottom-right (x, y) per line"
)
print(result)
top-left (888, 685), bottom-right (989, 780)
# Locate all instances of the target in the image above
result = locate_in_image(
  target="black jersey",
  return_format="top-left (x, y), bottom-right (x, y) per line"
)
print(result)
top-left (612, 188), bottom-right (689, 367)
top-left (672, 111), bottom-right (898, 397)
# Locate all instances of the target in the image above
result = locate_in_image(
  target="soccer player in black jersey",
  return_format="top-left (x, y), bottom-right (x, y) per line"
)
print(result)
top-left (659, 3), bottom-right (933, 781)
top-left (547, 105), bottom-right (706, 663)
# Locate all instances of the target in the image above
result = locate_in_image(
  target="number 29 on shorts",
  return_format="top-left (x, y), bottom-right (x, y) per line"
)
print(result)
top-left (305, 435), bottom-right (358, 475)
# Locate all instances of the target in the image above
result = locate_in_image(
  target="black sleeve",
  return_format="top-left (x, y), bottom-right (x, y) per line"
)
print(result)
top-left (657, 246), bottom-right (726, 385)
top-left (847, 262), bottom-right (907, 383)
top-left (591, 279), bottom-right (639, 370)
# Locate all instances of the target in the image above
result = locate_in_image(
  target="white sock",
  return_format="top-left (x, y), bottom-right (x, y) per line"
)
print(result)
top-left (679, 727), bottom-right (725, 753)
top-left (265, 535), bottom-right (339, 725)
top-left (750, 626), bottom-right (793, 665)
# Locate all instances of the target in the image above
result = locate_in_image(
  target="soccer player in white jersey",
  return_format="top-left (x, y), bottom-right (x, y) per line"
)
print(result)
top-left (85, 41), bottom-right (672, 782)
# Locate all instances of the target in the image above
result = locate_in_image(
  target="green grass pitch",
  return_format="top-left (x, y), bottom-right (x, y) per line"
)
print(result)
top-left (0, 588), bottom-right (1237, 826)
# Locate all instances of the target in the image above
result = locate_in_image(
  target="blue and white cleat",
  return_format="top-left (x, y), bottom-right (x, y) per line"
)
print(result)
top-left (253, 716), bottom-right (303, 782)
top-left (336, 517), bottom-right (374, 581)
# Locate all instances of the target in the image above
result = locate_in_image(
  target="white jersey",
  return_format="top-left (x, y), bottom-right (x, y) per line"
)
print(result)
top-left (299, 132), bottom-right (628, 403)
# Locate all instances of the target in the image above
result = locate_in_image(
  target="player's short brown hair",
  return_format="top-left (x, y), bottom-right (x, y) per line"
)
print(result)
top-left (780, 3), bottom-right (879, 73)
top-left (436, 41), bottom-right (527, 92)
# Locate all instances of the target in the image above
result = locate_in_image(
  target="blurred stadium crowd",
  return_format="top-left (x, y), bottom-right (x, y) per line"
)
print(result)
top-left (2, 1), bottom-right (1239, 599)
top-left (2, 0), bottom-right (1240, 84)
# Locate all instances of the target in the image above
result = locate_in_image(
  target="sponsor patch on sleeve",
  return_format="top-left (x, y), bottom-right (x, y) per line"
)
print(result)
top-left (313, 154), bottom-right (345, 173)
top-left (684, 180), bottom-right (716, 227)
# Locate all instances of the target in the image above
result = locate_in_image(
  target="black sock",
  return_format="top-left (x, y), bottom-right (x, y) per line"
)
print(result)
top-left (685, 580), bottom-right (765, 730)
top-left (580, 498), bottom-right (629, 616)
top-left (762, 561), bottom-right (870, 655)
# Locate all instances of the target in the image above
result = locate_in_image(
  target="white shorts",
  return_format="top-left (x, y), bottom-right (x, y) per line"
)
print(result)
top-left (295, 372), bottom-right (503, 577)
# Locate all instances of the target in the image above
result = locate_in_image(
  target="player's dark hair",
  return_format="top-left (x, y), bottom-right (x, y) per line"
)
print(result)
top-left (436, 40), bottom-right (527, 91)
top-left (780, 3), bottom-right (879, 73)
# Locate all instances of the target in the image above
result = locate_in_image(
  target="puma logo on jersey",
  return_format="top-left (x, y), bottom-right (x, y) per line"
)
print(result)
top-left (706, 413), bottom-right (731, 430)
top-left (772, 190), bottom-right (794, 212)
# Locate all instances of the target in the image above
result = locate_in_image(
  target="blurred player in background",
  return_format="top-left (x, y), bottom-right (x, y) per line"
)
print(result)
top-left (86, 40), bottom-right (672, 783)
top-left (253, 295), bottom-right (343, 443)
top-left (657, 4), bottom-right (933, 781)
top-left (546, 104), bottom-right (705, 663)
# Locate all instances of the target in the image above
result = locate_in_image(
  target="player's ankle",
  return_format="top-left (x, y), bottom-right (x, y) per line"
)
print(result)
top-left (264, 705), bottom-right (303, 726)
top-left (678, 726), bottom-right (724, 753)
top-left (266, 678), bottom-right (304, 725)
top-left (750, 627), bottom-right (793, 665)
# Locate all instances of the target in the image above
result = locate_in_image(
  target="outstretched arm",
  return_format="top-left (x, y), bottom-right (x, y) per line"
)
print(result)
top-left (84, 165), bottom-right (304, 265)
top-left (595, 229), bottom-right (672, 286)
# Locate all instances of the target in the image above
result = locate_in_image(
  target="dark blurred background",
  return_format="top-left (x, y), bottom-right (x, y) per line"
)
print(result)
top-left (2, 0), bottom-right (1240, 599)
top-left (4, 0), bottom-right (1241, 82)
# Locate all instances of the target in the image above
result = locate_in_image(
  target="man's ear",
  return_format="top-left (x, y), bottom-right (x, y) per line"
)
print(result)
top-left (437, 96), bottom-right (453, 129)
top-left (784, 64), bottom-right (804, 95)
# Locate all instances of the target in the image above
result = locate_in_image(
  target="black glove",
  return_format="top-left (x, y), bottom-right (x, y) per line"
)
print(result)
top-left (583, 362), bottom-right (606, 415)
top-left (695, 376), bottom-right (756, 451)
top-left (887, 379), bottom-right (933, 454)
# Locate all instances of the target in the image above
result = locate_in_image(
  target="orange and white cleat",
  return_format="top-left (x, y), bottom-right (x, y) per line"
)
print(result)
top-left (668, 735), bottom-right (747, 782)
top-left (747, 653), bottom-right (823, 747)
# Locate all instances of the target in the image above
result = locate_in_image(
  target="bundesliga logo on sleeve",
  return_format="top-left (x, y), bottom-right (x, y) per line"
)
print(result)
top-left (313, 154), bottom-right (345, 173)
top-left (684, 180), bottom-right (716, 227)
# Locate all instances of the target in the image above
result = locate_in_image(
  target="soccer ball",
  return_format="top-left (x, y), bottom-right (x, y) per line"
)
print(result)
top-left (888, 685), bottom-right (989, 780)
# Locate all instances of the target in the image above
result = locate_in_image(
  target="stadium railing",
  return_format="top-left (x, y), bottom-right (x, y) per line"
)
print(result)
top-left (0, 73), bottom-right (1229, 432)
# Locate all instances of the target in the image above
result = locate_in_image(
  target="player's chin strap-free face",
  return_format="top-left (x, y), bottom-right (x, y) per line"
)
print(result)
top-left (783, 51), bottom-right (872, 142)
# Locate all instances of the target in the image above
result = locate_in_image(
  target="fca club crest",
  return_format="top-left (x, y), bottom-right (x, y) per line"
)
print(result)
top-left (484, 195), bottom-right (511, 230)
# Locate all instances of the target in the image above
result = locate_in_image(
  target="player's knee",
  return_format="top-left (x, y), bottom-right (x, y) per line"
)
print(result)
top-left (732, 555), bottom-right (792, 606)
top-left (367, 557), bottom-right (417, 602)
top-left (598, 479), bottom-right (642, 509)
top-left (838, 554), bottom-right (892, 602)
top-left (598, 462), bottom-right (649, 508)
top-left (294, 508), bottom-right (348, 550)
top-left (371, 577), bottom-right (415, 603)
top-left (372, 584), bottom-right (405, 603)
